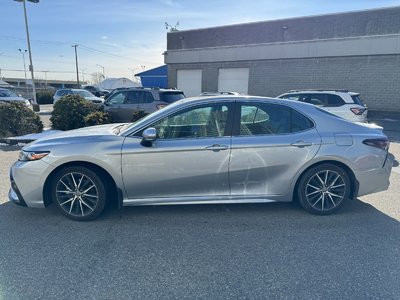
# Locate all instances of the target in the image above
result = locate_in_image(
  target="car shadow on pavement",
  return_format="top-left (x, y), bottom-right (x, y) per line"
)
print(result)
top-left (0, 199), bottom-right (399, 299)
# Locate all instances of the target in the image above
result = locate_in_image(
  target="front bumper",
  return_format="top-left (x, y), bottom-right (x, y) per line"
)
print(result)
top-left (9, 159), bottom-right (54, 208)
top-left (8, 177), bottom-right (27, 207)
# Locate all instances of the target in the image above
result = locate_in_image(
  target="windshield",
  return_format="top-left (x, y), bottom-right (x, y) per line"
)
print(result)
top-left (0, 89), bottom-right (18, 97)
top-left (119, 99), bottom-right (186, 135)
top-left (73, 90), bottom-right (95, 97)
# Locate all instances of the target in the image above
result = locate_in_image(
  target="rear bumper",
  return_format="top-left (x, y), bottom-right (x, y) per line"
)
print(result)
top-left (356, 153), bottom-right (393, 197)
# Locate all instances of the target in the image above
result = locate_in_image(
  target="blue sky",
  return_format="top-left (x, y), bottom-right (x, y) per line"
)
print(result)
top-left (0, 0), bottom-right (399, 82)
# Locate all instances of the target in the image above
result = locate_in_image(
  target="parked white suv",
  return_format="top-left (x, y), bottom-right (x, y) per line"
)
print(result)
top-left (277, 90), bottom-right (368, 122)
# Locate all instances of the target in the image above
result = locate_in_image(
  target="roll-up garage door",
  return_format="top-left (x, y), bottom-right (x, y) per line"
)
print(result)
top-left (218, 68), bottom-right (249, 94)
top-left (177, 69), bottom-right (202, 97)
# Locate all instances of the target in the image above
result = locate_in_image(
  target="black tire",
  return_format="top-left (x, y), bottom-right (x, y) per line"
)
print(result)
top-left (51, 166), bottom-right (107, 221)
top-left (297, 163), bottom-right (351, 215)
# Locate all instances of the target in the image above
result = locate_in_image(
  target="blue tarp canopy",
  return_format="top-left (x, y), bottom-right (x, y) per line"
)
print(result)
top-left (135, 65), bottom-right (167, 88)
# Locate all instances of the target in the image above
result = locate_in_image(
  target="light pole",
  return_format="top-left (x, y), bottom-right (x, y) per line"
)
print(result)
top-left (81, 68), bottom-right (86, 83)
top-left (41, 70), bottom-right (48, 86)
top-left (96, 64), bottom-right (105, 79)
top-left (18, 49), bottom-right (28, 95)
top-left (14, 0), bottom-right (40, 112)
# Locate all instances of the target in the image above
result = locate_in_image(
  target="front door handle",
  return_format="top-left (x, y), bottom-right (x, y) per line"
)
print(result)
top-left (291, 141), bottom-right (313, 147)
top-left (205, 144), bottom-right (229, 151)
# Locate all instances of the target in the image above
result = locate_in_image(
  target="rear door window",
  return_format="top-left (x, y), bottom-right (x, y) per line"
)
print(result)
top-left (299, 94), bottom-right (327, 106)
top-left (238, 103), bottom-right (313, 135)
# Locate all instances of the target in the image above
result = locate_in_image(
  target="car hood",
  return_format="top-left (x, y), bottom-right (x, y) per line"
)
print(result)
top-left (0, 96), bottom-right (27, 101)
top-left (27, 123), bottom-right (126, 148)
top-left (85, 96), bottom-right (104, 102)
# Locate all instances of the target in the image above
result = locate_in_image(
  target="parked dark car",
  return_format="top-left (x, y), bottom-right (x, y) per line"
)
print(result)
top-left (83, 85), bottom-right (109, 97)
top-left (103, 88), bottom-right (185, 122)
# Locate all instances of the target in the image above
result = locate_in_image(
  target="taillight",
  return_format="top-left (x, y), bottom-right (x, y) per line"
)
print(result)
top-left (350, 107), bottom-right (366, 115)
top-left (363, 138), bottom-right (389, 150)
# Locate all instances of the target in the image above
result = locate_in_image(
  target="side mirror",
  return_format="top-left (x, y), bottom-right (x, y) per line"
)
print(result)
top-left (142, 127), bottom-right (157, 142)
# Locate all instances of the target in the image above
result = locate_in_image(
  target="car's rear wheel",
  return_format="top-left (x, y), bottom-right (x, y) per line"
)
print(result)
top-left (298, 163), bottom-right (351, 215)
top-left (51, 166), bottom-right (106, 221)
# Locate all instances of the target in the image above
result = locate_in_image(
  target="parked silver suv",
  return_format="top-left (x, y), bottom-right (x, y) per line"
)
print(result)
top-left (102, 88), bottom-right (185, 122)
top-left (278, 90), bottom-right (368, 122)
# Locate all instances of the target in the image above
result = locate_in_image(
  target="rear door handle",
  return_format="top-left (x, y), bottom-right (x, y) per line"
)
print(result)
top-left (205, 144), bottom-right (229, 151)
top-left (291, 141), bottom-right (313, 147)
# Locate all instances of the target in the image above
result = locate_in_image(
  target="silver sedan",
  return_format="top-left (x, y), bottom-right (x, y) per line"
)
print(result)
top-left (9, 96), bottom-right (393, 220)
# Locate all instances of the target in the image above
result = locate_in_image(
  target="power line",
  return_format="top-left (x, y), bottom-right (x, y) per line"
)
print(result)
top-left (1, 68), bottom-right (93, 75)
top-left (0, 35), bottom-right (158, 64)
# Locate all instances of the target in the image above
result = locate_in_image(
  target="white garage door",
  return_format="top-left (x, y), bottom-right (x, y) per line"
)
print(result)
top-left (218, 68), bottom-right (249, 94)
top-left (177, 69), bottom-right (202, 97)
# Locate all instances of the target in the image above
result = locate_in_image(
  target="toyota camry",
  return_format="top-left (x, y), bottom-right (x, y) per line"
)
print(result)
top-left (9, 96), bottom-right (393, 220)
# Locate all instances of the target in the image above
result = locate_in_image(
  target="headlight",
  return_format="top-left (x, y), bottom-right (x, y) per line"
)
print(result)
top-left (18, 150), bottom-right (49, 161)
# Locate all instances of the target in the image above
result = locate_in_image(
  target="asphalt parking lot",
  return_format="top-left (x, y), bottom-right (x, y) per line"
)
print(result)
top-left (0, 110), bottom-right (399, 299)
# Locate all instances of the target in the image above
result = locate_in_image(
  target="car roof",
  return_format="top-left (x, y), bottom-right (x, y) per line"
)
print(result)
top-left (282, 90), bottom-right (359, 95)
top-left (177, 95), bottom-right (315, 108)
top-left (111, 87), bottom-right (183, 93)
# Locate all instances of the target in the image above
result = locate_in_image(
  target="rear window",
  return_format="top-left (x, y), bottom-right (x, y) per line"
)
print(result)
top-left (351, 95), bottom-right (365, 106)
top-left (160, 92), bottom-right (185, 103)
top-left (315, 107), bottom-right (344, 119)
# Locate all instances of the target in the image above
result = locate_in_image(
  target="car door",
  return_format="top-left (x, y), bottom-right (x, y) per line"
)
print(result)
top-left (121, 102), bottom-right (234, 201)
top-left (229, 102), bottom-right (321, 197)
top-left (103, 91), bottom-right (128, 122)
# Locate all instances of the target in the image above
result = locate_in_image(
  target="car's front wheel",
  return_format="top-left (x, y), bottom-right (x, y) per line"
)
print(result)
top-left (51, 166), bottom-right (106, 221)
top-left (297, 163), bottom-right (351, 215)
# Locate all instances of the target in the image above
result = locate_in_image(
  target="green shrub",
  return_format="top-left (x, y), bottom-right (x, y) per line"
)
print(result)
top-left (36, 90), bottom-right (54, 104)
top-left (84, 111), bottom-right (112, 126)
top-left (50, 95), bottom-right (100, 130)
top-left (132, 110), bottom-right (148, 122)
top-left (51, 95), bottom-right (112, 130)
top-left (0, 102), bottom-right (43, 138)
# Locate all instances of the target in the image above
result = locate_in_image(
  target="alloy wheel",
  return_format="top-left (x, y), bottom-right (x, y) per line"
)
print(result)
top-left (55, 172), bottom-right (99, 217)
top-left (305, 170), bottom-right (346, 212)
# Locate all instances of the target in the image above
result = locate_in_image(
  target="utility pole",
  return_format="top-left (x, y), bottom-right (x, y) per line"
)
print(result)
top-left (15, 0), bottom-right (40, 111)
top-left (72, 44), bottom-right (80, 86)
top-left (42, 70), bottom-right (48, 86)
